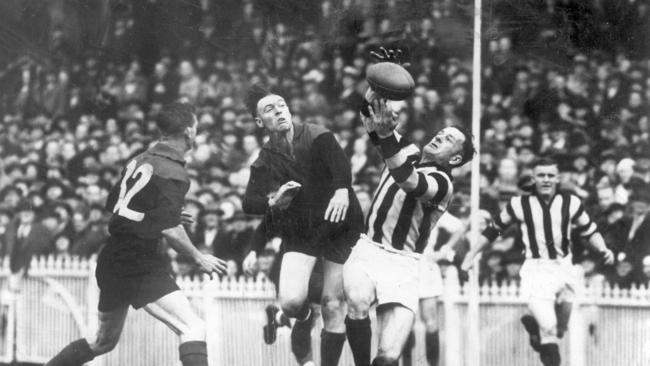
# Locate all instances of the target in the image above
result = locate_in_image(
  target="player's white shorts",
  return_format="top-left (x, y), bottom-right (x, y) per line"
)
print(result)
top-left (418, 253), bottom-right (443, 299)
top-left (520, 257), bottom-right (581, 302)
top-left (347, 235), bottom-right (420, 313)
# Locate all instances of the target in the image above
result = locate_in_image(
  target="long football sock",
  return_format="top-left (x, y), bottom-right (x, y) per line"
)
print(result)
top-left (345, 316), bottom-right (371, 366)
top-left (179, 340), bottom-right (209, 366)
top-left (44, 339), bottom-right (94, 366)
top-left (320, 330), bottom-right (346, 366)
top-left (291, 314), bottom-right (313, 365)
top-left (539, 343), bottom-right (561, 366)
top-left (425, 330), bottom-right (440, 366)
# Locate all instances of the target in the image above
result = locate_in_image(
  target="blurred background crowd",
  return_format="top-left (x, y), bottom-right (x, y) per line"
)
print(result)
top-left (0, 0), bottom-right (648, 288)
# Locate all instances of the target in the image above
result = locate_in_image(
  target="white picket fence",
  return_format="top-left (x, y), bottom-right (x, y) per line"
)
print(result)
top-left (0, 256), bottom-right (649, 365)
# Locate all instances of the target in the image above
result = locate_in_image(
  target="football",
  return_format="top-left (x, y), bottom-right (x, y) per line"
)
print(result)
top-left (366, 62), bottom-right (415, 101)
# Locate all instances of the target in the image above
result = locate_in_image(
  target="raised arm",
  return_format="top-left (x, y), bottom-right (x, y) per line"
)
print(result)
top-left (361, 96), bottom-right (450, 203)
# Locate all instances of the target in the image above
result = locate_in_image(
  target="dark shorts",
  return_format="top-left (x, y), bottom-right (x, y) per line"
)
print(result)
top-left (95, 237), bottom-right (179, 312)
top-left (284, 226), bottom-right (360, 264)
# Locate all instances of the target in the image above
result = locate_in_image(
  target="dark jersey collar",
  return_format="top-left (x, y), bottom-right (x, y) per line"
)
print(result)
top-left (262, 121), bottom-right (305, 154)
top-left (149, 142), bottom-right (186, 165)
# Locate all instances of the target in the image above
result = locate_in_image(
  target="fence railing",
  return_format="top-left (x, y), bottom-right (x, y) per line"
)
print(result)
top-left (0, 256), bottom-right (649, 366)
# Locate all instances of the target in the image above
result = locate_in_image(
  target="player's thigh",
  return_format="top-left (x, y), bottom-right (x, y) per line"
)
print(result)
top-left (143, 290), bottom-right (204, 339)
top-left (528, 298), bottom-right (558, 331)
top-left (419, 296), bottom-right (439, 330)
top-left (278, 252), bottom-right (317, 305)
top-left (342, 255), bottom-right (375, 311)
top-left (376, 304), bottom-right (416, 358)
top-left (92, 305), bottom-right (130, 352)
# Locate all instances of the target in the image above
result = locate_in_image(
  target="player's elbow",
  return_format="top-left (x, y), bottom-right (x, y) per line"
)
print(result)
top-left (161, 225), bottom-right (183, 241)
top-left (396, 180), bottom-right (418, 193)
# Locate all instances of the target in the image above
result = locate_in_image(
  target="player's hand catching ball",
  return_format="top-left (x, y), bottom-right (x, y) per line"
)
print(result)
top-left (601, 248), bottom-right (615, 265)
top-left (370, 47), bottom-right (411, 67)
top-left (243, 251), bottom-right (258, 276)
top-left (195, 254), bottom-right (228, 279)
top-left (365, 98), bottom-right (398, 138)
top-left (325, 188), bottom-right (349, 223)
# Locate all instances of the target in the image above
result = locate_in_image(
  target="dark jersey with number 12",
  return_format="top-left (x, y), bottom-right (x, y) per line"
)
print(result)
top-left (105, 143), bottom-right (190, 241)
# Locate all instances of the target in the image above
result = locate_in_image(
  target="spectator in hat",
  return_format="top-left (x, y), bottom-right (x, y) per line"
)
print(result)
top-left (3, 200), bottom-right (54, 275)
top-left (622, 186), bottom-right (650, 271)
top-left (0, 186), bottom-right (23, 209)
top-left (195, 204), bottom-right (228, 257)
top-left (606, 253), bottom-right (636, 289)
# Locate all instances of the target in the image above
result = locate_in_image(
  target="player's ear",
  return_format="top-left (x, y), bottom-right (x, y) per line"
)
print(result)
top-left (449, 153), bottom-right (462, 166)
top-left (255, 117), bottom-right (264, 128)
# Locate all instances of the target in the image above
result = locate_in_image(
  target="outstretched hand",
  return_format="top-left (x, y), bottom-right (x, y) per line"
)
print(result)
top-left (360, 97), bottom-right (398, 137)
top-left (195, 254), bottom-right (229, 279)
top-left (370, 47), bottom-right (411, 67)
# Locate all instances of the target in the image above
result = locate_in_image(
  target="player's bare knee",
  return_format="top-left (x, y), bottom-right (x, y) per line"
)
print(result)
top-left (321, 294), bottom-right (345, 315)
top-left (345, 295), bottom-right (371, 319)
top-left (182, 318), bottom-right (206, 340)
top-left (279, 297), bottom-right (305, 318)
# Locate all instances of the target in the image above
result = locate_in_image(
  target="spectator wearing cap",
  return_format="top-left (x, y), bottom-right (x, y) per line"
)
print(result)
top-left (0, 186), bottom-right (23, 209)
top-left (3, 200), bottom-right (54, 274)
top-left (194, 204), bottom-right (228, 257)
top-left (622, 186), bottom-right (650, 271)
top-left (68, 210), bottom-right (108, 258)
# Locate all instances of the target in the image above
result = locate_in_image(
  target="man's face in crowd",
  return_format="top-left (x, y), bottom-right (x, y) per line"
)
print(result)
top-left (533, 164), bottom-right (559, 198)
top-left (422, 127), bottom-right (465, 166)
top-left (630, 199), bottom-right (649, 217)
top-left (255, 95), bottom-right (293, 132)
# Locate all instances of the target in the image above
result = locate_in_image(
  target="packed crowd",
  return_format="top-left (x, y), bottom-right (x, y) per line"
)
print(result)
top-left (0, 0), bottom-right (648, 287)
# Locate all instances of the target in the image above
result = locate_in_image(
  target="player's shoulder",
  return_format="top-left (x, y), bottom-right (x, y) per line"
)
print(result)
top-left (301, 122), bottom-right (331, 141)
top-left (135, 145), bottom-right (188, 181)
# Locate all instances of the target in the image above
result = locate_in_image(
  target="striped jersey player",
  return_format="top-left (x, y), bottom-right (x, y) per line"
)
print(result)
top-left (462, 157), bottom-right (614, 366)
top-left (343, 92), bottom-right (475, 366)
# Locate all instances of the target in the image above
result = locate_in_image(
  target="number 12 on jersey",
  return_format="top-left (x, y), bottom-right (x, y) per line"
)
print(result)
top-left (113, 160), bottom-right (153, 222)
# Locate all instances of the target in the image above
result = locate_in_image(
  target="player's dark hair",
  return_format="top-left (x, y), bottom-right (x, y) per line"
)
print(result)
top-left (246, 84), bottom-right (273, 117)
top-left (157, 102), bottom-right (196, 137)
top-left (450, 125), bottom-right (476, 167)
top-left (532, 156), bottom-right (558, 169)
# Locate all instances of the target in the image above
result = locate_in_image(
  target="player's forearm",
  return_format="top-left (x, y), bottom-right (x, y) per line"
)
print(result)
top-left (587, 232), bottom-right (609, 254)
top-left (371, 131), bottom-right (420, 192)
top-left (162, 224), bottom-right (203, 262)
